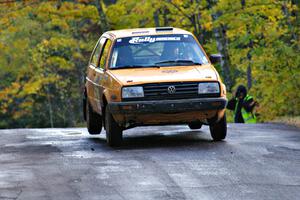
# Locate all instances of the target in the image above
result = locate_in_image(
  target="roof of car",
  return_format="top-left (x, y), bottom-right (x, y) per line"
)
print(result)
top-left (105, 27), bottom-right (193, 39)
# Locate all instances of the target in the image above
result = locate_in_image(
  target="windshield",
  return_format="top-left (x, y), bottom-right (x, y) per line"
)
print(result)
top-left (109, 34), bottom-right (209, 69)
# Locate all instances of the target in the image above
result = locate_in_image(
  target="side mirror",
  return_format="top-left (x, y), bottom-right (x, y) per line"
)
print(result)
top-left (209, 54), bottom-right (223, 64)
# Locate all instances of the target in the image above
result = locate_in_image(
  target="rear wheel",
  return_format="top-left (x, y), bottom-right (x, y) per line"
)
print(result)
top-left (188, 122), bottom-right (202, 130)
top-left (105, 106), bottom-right (123, 147)
top-left (83, 97), bottom-right (87, 121)
top-left (86, 100), bottom-right (102, 135)
top-left (209, 114), bottom-right (227, 141)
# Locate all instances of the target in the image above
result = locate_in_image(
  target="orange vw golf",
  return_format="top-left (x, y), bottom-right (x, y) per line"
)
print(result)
top-left (83, 27), bottom-right (227, 146)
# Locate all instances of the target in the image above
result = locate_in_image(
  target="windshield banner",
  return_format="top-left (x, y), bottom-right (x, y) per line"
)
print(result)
top-left (115, 34), bottom-right (192, 46)
top-left (129, 36), bottom-right (181, 44)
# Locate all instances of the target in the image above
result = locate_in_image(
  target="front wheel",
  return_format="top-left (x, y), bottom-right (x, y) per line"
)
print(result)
top-left (209, 114), bottom-right (227, 141)
top-left (105, 106), bottom-right (123, 147)
top-left (86, 100), bottom-right (102, 135)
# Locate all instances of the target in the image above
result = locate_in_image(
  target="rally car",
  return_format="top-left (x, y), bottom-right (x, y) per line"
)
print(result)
top-left (83, 27), bottom-right (227, 146)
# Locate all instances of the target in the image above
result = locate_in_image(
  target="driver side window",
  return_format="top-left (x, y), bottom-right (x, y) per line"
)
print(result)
top-left (99, 39), bottom-right (112, 69)
top-left (90, 40), bottom-right (102, 66)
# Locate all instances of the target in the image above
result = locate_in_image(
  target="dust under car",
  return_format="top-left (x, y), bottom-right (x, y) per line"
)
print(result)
top-left (83, 27), bottom-right (227, 146)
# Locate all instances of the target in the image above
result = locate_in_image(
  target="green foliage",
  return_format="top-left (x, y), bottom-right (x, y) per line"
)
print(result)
top-left (0, 1), bottom-right (100, 128)
top-left (0, 0), bottom-right (299, 128)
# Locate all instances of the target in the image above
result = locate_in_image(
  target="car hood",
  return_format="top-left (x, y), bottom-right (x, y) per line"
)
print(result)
top-left (108, 64), bottom-right (219, 86)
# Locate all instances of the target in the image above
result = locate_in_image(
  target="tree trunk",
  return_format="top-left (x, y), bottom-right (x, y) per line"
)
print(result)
top-left (282, 1), bottom-right (298, 46)
top-left (246, 27), bottom-right (253, 90)
top-left (212, 18), bottom-right (233, 90)
top-left (56, 0), bottom-right (62, 9)
top-left (46, 86), bottom-right (54, 128)
top-left (247, 62), bottom-right (252, 90)
top-left (243, 0), bottom-right (253, 90)
top-left (194, 0), bottom-right (204, 44)
top-left (162, 7), bottom-right (170, 26)
top-left (207, 0), bottom-right (233, 90)
top-left (94, 0), bottom-right (110, 33)
top-left (153, 10), bottom-right (160, 27)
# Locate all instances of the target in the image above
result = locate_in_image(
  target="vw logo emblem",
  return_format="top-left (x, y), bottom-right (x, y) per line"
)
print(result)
top-left (167, 86), bottom-right (176, 94)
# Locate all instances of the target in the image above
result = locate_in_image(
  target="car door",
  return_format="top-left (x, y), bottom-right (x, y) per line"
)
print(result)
top-left (86, 38), bottom-right (102, 111)
top-left (93, 37), bottom-right (113, 114)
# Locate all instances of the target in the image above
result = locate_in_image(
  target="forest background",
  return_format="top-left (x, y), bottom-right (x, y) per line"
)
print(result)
top-left (0, 0), bottom-right (299, 128)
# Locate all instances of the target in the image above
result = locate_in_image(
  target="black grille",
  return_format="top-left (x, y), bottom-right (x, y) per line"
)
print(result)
top-left (123, 82), bottom-right (220, 101)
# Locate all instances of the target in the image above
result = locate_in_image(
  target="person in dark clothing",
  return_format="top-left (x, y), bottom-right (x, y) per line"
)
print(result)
top-left (227, 85), bottom-right (258, 123)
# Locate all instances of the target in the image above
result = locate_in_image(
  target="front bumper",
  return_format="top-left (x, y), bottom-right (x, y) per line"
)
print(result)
top-left (108, 97), bottom-right (227, 114)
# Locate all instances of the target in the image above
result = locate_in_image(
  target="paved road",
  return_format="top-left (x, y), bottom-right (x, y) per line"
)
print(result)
top-left (0, 124), bottom-right (299, 200)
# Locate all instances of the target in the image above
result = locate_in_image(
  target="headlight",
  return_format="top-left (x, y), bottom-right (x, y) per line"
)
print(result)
top-left (122, 86), bottom-right (144, 98)
top-left (198, 82), bottom-right (220, 94)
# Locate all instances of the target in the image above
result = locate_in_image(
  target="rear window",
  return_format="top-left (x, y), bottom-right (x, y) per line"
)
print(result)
top-left (109, 34), bottom-right (208, 69)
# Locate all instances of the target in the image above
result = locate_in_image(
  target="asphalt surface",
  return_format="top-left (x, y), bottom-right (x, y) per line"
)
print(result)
top-left (0, 124), bottom-right (299, 200)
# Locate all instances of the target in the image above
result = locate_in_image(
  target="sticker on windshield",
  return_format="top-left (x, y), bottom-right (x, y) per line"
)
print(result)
top-left (129, 36), bottom-right (181, 44)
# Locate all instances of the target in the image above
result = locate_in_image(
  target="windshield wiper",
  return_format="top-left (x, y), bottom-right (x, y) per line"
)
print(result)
top-left (155, 60), bottom-right (202, 66)
top-left (112, 60), bottom-right (202, 69)
top-left (112, 65), bottom-right (160, 69)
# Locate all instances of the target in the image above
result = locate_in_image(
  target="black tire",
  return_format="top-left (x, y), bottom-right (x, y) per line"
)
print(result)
top-left (86, 100), bottom-right (102, 135)
top-left (188, 122), bottom-right (202, 130)
top-left (209, 114), bottom-right (227, 141)
top-left (83, 97), bottom-right (87, 121)
top-left (105, 106), bottom-right (123, 147)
